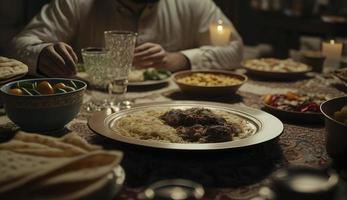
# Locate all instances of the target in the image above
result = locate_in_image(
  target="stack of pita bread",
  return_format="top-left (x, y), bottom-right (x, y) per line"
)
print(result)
top-left (0, 132), bottom-right (123, 200)
top-left (0, 57), bottom-right (28, 82)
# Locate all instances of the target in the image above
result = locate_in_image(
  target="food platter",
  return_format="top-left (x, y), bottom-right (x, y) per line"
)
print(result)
top-left (244, 67), bottom-right (312, 79)
top-left (242, 58), bottom-right (312, 80)
top-left (88, 101), bottom-right (283, 150)
top-left (262, 92), bottom-right (327, 123)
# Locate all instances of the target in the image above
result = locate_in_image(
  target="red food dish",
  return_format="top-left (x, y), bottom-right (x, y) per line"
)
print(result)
top-left (262, 92), bottom-right (329, 123)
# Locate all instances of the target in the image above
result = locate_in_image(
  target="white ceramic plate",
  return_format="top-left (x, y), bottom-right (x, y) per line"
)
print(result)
top-left (88, 101), bottom-right (283, 150)
top-left (76, 72), bottom-right (170, 87)
top-left (128, 77), bottom-right (170, 86)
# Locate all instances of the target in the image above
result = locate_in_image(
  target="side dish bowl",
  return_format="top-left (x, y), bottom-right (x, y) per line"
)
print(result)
top-left (172, 70), bottom-right (247, 97)
top-left (0, 78), bottom-right (87, 132)
top-left (320, 96), bottom-right (347, 160)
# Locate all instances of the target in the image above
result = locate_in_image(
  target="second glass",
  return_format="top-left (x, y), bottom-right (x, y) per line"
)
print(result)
top-left (81, 47), bottom-right (111, 112)
top-left (104, 31), bottom-right (137, 111)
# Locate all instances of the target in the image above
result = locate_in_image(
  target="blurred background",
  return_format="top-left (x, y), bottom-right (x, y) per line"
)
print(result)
top-left (1, 0), bottom-right (347, 60)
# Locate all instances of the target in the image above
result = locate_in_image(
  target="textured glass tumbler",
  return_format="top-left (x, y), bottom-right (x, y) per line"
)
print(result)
top-left (104, 31), bottom-right (137, 111)
top-left (81, 47), bottom-right (111, 112)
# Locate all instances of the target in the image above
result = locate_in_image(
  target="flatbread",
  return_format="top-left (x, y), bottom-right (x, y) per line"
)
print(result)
top-left (0, 132), bottom-right (123, 199)
top-left (0, 57), bottom-right (28, 80)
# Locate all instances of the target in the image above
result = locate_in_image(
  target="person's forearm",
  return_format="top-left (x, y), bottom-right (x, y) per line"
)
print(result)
top-left (11, 35), bottom-right (52, 75)
top-left (166, 52), bottom-right (191, 72)
top-left (181, 40), bottom-right (243, 71)
top-left (11, 0), bottom-right (78, 75)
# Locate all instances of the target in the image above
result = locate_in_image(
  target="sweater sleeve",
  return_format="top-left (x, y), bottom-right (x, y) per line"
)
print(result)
top-left (12, 0), bottom-right (79, 74)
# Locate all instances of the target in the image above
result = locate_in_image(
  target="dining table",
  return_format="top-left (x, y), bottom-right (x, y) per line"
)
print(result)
top-left (0, 70), bottom-right (346, 200)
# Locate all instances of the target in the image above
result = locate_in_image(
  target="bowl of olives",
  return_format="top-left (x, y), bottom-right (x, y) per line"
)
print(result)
top-left (0, 78), bottom-right (87, 132)
top-left (320, 96), bottom-right (347, 161)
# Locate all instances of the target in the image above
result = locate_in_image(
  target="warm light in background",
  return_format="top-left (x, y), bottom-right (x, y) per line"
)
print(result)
top-left (209, 19), bottom-right (232, 46)
top-left (322, 40), bottom-right (343, 59)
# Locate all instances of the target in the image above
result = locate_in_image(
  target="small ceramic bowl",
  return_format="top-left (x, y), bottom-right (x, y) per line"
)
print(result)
top-left (172, 70), bottom-right (247, 97)
top-left (0, 78), bottom-right (87, 132)
top-left (320, 96), bottom-right (347, 160)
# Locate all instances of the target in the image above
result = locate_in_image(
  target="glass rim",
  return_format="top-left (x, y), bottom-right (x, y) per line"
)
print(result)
top-left (104, 30), bottom-right (138, 36)
top-left (81, 47), bottom-right (109, 54)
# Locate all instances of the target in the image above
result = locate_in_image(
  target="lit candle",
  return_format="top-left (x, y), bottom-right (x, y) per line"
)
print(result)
top-left (209, 19), bottom-right (232, 46)
top-left (322, 40), bottom-right (343, 59)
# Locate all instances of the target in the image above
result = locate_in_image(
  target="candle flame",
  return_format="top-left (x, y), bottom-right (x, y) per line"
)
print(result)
top-left (217, 25), bottom-right (223, 32)
top-left (330, 40), bottom-right (335, 44)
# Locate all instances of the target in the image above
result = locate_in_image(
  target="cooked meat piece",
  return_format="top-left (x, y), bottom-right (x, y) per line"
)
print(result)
top-left (176, 124), bottom-right (205, 142)
top-left (160, 108), bottom-right (226, 127)
top-left (160, 108), bottom-right (236, 143)
top-left (159, 109), bottom-right (186, 127)
top-left (200, 125), bottom-right (233, 143)
top-left (183, 108), bottom-right (226, 126)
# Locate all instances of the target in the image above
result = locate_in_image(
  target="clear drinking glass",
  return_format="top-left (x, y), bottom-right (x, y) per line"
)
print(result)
top-left (104, 31), bottom-right (137, 111)
top-left (81, 47), bottom-right (111, 112)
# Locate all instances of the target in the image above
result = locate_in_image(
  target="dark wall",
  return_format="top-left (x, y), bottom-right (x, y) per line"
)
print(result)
top-left (215, 0), bottom-right (347, 58)
top-left (0, 0), bottom-right (50, 56)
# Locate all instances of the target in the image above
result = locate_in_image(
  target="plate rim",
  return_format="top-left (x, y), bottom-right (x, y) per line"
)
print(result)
top-left (127, 76), bottom-right (170, 86)
top-left (88, 101), bottom-right (284, 150)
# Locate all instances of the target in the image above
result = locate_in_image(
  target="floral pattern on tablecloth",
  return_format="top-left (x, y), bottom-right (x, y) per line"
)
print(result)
top-left (0, 74), bottom-right (346, 200)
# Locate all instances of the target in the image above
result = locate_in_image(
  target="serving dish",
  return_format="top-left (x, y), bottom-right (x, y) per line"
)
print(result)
top-left (320, 96), bottom-right (347, 160)
top-left (242, 58), bottom-right (312, 80)
top-left (263, 103), bottom-right (324, 123)
top-left (172, 70), bottom-right (247, 96)
top-left (262, 92), bottom-right (328, 123)
top-left (88, 101), bottom-right (283, 150)
top-left (0, 78), bottom-right (87, 132)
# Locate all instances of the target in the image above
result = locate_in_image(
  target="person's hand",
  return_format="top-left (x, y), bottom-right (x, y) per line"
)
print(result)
top-left (133, 42), bottom-right (190, 72)
top-left (38, 42), bottom-right (78, 77)
top-left (133, 42), bottom-right (167, 68)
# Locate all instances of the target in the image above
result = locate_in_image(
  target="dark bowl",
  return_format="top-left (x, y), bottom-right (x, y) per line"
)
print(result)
top-left (0, 78), bottom-right (87, 132)
top-left (172, 70), bottom-right (247, 97)
top-left (320, 96), bottom-right (347, 160)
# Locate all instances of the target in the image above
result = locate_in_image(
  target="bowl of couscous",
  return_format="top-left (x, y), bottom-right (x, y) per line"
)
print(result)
top-left (172, 70), bottom-right (247, 97)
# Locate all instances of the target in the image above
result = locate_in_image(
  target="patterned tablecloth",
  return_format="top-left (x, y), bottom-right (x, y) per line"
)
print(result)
top-left (0, 73), bottom-right (346, 200)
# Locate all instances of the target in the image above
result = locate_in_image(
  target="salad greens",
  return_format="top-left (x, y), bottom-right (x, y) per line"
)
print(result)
top-left (143, 68), bottom-right (171, 81)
